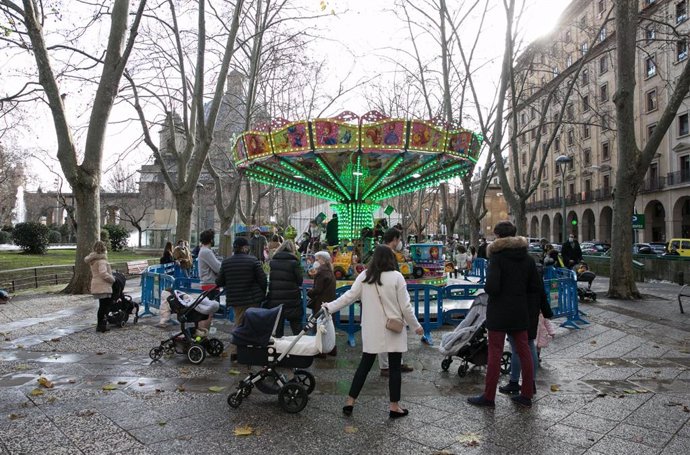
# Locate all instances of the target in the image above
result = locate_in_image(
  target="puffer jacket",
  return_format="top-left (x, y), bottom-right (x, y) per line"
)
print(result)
top-left (266, 251), bottom-right (303, 319)
top-left (216, 252), bottom-right (267, 307)
top-left (84, 252), bottom-right (115, 295)
top-left (484, 236), bottom-right (542, 332)
top-left (307, 264), bottom-right (336, 313)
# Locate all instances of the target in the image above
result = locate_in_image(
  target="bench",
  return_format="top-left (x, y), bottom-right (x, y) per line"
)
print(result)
top-left (126, 260), bottom-right (150, 275)
top-left (680, 285), bottom-right (690, 314)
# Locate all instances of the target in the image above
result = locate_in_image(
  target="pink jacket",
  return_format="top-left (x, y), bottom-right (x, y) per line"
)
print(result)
top-left (536, 314), bottom-right (556, 348)
top-left (84, 252), bottom-right (115, 295)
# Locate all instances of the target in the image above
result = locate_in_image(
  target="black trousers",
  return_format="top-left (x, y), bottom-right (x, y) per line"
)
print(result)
top-left (349, 352), bottom-right (402, 402)
top-left (274, 316), bottom-right (303, 338)
top-left (97, 298), bottom-right (111, 325)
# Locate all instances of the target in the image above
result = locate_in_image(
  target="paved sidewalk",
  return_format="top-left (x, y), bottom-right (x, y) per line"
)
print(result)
top-left (0, 279), bottom-right (689, 454)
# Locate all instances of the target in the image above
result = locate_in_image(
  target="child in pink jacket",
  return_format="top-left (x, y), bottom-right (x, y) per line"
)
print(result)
top-left (536, 314), bottom-right (556, 360)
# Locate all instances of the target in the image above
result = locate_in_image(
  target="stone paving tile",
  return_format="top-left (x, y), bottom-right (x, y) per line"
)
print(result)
top-left (624, 393), bottom-right (690, 433)
top-left (589, 435), bottom-right (660, 455)
top-left (516, 437), bottom-right (588, 455)
top-left (546, 422), bottom-right (605, 449)
top-left (0, 414), bottom-right (81, 454)
top-left (399, 422), bottom-right (463, 450)
top-left (607, 422), bottom-right (675, 449)
top-left (660, 436), bottom-right (690, 455)
top-left (558, 411), bottom-right (619, 434)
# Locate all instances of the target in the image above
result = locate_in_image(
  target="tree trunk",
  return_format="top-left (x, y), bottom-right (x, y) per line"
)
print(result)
top-left (512, 199), bottom-right (527, 237)
top-left (63, 184), bottom-right (100, 294)
top-left (176, 191), bottom-right (194, 243)
top-left (608, 188), bottom-right (640, 298)
top-left (138, 229), bottom-right (142, 248)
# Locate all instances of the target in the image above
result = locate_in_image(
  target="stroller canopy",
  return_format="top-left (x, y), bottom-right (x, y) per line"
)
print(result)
top-left (232, 306), bottom-right (282, 346)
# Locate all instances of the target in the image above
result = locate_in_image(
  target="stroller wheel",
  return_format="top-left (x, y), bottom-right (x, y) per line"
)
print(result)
top-left (187, 344), bottom-right (206, 365)
top-left (239, 385), bottom-right (252, 398)
top-left (500, 351), bottom-right (512, 375)
top-left (441, 358), bottom-right (452, 371)
top-left (119, 319), bottom-right (127, 328)
top-left (206, 338), bottom-right (224, 357)
top-left (149, 347), bottom-right (163, 361)
top-left (278, 383), bottom-right (308, 413)
top-left (227, 392), bottom-right (242, 409)
top-left (290, 370), bottom-right (315, 395)
top-left (457, 363), bottom-right (469, 377)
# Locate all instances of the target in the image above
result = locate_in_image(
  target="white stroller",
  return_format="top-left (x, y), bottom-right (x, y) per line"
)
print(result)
top-left (439, 293), bottom-right (512, 377)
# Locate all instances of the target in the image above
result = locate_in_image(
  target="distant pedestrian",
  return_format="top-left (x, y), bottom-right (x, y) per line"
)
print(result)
top-left (266, 240), bottom-right (304, 338)
top-left (197, 229), bottom-right (221, 333)
top-left (561, 234), bottom-right (583, 268)
top-left (249, 227), bottom-right (268, 263)
top-left (476, 237), bottom-right (488, 259)
top-left (85, 240), bottom-right (116, 333)
top-left (173, 240), bottom-right (193, 275)
top-left (324, 245), bottom-right (423, 419)
top-left (160, 241), bottom-right (174, 265)
top-left (468, 221), bottom-right (542, 409)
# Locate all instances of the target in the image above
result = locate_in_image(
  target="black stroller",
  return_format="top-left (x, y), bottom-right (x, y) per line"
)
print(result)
top-left (148, 287), bottom-right (224, 365)
top-left (575, 263), bottom-right (597, 302)
top-left (106, 271), bottom-right (139, 328)
top-left (439, 294), bottom-right (511, 377)
top-left (227, 306), bottom-right (327, 413)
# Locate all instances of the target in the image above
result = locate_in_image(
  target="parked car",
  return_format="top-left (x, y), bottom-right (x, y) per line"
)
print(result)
top-left (648, 242), bottom-right (667, 255)
top-left (633, 243), bottom-right (656, 255)
top-left (668, 238), bottom-right (690, 257)
top-left (580, 242), bottom-right (610, 255)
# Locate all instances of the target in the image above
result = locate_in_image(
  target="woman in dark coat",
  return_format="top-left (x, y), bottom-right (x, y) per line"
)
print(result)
top-left (308, 251), bottom-right (337, 355)
top-left (160, 241), bottom-right (174, 265)
top-left (267, 240), bottom-right (304, 337)
top-left (468, 221), bottom-right (543, 409)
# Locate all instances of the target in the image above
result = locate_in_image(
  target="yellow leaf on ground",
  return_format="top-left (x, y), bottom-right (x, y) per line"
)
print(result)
top-left (37, 377), bottom-right (54, 389)
top-left (102, 384), bottom-right (118, 391)
top-left (8, 413), bottom-right (24, 420)
top-left (344, 425), bottom-right (358, 433)
top-left (234, 425), bottom-right (254, 436)
top-left (458, 432), bottom-right (481, 447)
top-left (228, 370), bottom-right (241, 375)
top-left (550, 384), bottom-right (560, 392)
top-left (208, 386), bottom-right (225, 393)
top-left (29, 388), bottom-right (44, 396)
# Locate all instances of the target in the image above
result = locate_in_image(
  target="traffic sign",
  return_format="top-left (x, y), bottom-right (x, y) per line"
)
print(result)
top-left (632, 214), bottom-right (645, 229)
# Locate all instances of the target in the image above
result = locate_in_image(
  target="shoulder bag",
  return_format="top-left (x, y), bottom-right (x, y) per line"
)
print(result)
top-left (374, 283), bottom-right (404, 333)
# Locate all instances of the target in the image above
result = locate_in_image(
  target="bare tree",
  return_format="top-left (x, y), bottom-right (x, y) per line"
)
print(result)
top-left (104, 163), bottom-right (138, 193)
top-left (0, 0), bottom-right (147, 293)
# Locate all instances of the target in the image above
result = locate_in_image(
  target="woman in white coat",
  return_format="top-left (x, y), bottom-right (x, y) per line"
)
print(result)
top-left (324, 245), bottom-right (423, 419)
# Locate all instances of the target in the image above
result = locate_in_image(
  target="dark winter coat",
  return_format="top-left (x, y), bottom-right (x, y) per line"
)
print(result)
top-left (267, 251), bottom-right (303, 319)
top-left (561, 240), bottom-right (583, 267)
top-left (216, 252), bottom-right (267, 308)
top-left (477, 242), bottom-right (488, 259)
top-left (307, 264), bottom-right (336, 313)
top-left (484, 236), bottom-right (543, 332)
top-left (160, 250), bottom-right (174, 265)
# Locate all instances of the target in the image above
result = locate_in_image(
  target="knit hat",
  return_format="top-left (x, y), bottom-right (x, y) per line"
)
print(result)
top-left (314, 251), bottom-right (331, 262)
top-left (233, 237), bottom-right (249, 248)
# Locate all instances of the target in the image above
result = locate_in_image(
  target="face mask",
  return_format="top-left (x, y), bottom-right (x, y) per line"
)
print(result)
top-left (254, 233), bottom-right (259, 238)
top-left (569, 238), bottom-right (574, 243)
top-left (395, 241), bottom-right (403, 251)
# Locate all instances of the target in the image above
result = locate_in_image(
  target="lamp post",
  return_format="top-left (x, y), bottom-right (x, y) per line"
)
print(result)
top-left (556, 155), bottom-right (573, 243)
top-left (195, 182), bottom-right (204, 244)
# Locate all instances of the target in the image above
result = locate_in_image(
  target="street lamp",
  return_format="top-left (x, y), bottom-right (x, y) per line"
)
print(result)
top-left (556, 155), bottom-right (573, 243)
top-left (195, 182), bottom-right (204, 245)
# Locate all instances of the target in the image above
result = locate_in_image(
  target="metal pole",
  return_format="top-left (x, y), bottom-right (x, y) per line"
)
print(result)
top-left (561, 167), bottom-right (567, 244)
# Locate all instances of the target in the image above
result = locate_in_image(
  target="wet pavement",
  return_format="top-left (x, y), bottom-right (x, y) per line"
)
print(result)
top-left (0, 278), bottom-right (689, 454)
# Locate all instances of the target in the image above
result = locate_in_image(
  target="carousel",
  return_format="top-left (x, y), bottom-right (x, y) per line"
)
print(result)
top-left (231, 111), bottom-right (481, 285)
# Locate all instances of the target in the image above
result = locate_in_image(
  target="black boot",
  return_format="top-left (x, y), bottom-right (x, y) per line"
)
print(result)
top-left (498, 380), bottom-right (520, 395)
top-left (96, 319), bottom-right (109, 333)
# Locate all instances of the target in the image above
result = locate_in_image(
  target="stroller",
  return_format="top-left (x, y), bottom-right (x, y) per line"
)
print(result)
top-left (227, 306), bottom-right (334, 414)
top-left (575, 263), bottom-right (597, 302)
top-left (148, 287), bottom-right (224, 365)
top-left (106, 271), bottom-right (139, 328)
top-left (439, 293), bottom-right (512, 377)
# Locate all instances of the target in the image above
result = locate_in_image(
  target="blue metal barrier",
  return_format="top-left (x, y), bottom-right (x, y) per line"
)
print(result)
top-left (467, 258), bottom-right (487, 283)
top-left (543, 266), bottom-right (589, 329)
top-left (329, 285), bottom-right (362, 347)
top-left (407, 284), bottom-right (444, 345)
top-left (442, 284), bottom-right (484, 325)
top-left (139, 270), bottom-right (175, 317)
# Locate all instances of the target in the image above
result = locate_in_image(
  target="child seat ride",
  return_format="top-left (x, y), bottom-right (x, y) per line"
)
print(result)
top-left (575, 262), bottom-right (597, 302)
top-left (227, 306), bottom-right (335, 413)
top-left (149, 287), bottom-right (224, 364)
top-left (439, 293), bottom-right (512, 377)
top-left (107, 271), bottom-right (139, 328)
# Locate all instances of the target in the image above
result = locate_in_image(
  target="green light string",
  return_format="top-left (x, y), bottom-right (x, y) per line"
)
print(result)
top-left (315, 156), bottom-right (351, 200)
top-left (373, 164), bottom-right (470, 200)
top-left (368, 157), bottom-right (442, 200)
top-left (361, 155), bottom-right (404, 200)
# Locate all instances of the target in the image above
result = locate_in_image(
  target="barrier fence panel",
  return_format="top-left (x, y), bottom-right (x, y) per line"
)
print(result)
top-left (467, 258), bottom-right (487, 283)
top-left (543, 266), bottom-right (589, 329)
top-left (442, 284), bottom-right (484, 325)
top-left (407, 284), bottom-right (444, 345)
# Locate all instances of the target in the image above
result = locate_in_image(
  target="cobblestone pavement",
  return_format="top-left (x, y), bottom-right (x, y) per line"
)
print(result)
top-left (0, 278), bottom-right (689, 454)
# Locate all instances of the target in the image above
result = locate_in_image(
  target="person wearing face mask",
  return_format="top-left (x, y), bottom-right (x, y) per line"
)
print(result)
top-left (196, 229), bottom-right (221, 333)
top-left (561, 234), bottom-right (583, 268)
top-left (307, 250), bottom-right (337, 356)
top-left (377, 228), bottom-right (414, 376)
top-left (249, 227), bottom-right (268, 263)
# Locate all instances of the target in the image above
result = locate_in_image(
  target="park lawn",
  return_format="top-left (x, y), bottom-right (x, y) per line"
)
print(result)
top-left (0, 249), bottom-right (155, 271)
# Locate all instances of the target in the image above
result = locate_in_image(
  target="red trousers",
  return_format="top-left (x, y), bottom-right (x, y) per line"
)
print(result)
top-left (484, 330), bottom-right (533, 401)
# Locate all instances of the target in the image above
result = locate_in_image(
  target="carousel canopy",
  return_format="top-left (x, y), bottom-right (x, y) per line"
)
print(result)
top-left (231, 111), bottom-right (481, 203)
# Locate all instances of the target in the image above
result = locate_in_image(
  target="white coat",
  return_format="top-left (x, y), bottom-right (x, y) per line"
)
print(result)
top-left (324, 271), bottom-right (421, 354)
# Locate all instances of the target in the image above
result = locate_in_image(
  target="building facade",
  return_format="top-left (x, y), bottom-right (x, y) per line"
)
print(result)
top-left (512, 0), bottom-right (690, 244)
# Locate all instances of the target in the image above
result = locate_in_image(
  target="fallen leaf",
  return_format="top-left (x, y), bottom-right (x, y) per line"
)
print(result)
top-left (102, 384), bottom-right (118, 391)
top-left (457, 432), bottom-right (481, 447)
top-left (228, 370), bottom-right (241, 375)
top-left (590, 340), bottom-right (597, 345)
top-left (158, 421), bottom-right (167, 426)
top-left (96, 352), bottom-right (104, 355)
top-left (29, 388), bottom-right (44, 396)
top-left (37, 377), bottom-right (54, 389)
top-left (176, 435), bottom-right (193, 441)
top-left (684, 406), bottom-right (690, 413)
top-left (666, 402), bottom-right (683, 407)
top-left (208, 386), bottom-right (225, 393)
top-left (550, 384), bottom-right (560, 392)
top-left (344, 425), bottom-right (358, 434)
top-left (77, 410), bottom-right (94, 417)
top-left (50, 338), bottom-right (60, 342)
top-left (623, 389), bottom-right (637, 394)
top-left (46, 396), bottom-right (57, 404)
top-left (221, 351), bottom-right (229, 358)
top-left (155, 389), bottom-right (164, 393)
top-left (633, 436), bottom-right (644, 443)
top-left (117, 381), bottom-right (128, 385)
top-left (179, 368), bottom-right (191, 374)
top-left (16, 344), bottom-right (23, 349)
top-left (234, 425), bottom-right (254, 436)
top-left (8, 413), bottom-right (24, 420)
top-left (138, 382), bottom-right (145, 386)
top-left (596, 393), bottom-right (607, 398)
top-left (177, 386), bottom-right (186, 392)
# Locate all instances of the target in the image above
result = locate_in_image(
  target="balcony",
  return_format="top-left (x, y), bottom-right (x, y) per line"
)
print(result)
top-left (639, 176), bottom-right (665, 193)
top-left (667, 170), bottom-right (690, 187)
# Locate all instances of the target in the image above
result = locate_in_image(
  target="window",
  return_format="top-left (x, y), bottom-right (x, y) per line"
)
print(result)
top-left (582, 68), bottom-right (589, 85)
top-left (553, 66), bottom-right (560, 78)
top-left (555, 136), bottom-right (561, 152)
top-left (603, 174), bottom-right (610, 190)
top-left (569, 183), bottom-right (575, 196)
top-left (531, 107), bottom-right (536, 120)
top-left (678, 39), bottom-right (688, 61)
top-left (541, 76), bottom-right (546, 86)
top-left (599, 55), bottom-right (608, 74)
top-left (544, 166), bottom-right (548, 179)
top-left (567, 129), bottom-right (574, 146)
top-left (646, 89), bottom-right (657, 112)
top-left (583, 95), bottom-right (590, 112)
top-left (521, 153), bottom-right (526, 165)
top-left (598, 0), bottom-right (605, 14)
top-left (580, 42), bottom-right (589, 56)
top-left (682, 155), bottom-right (690, 179)
top-left (566, 53), bottom-right (573, 67)
top-left (580, 15), bottom-right (587, 28)
top-left (645, 26), bottom-right (656, 43)
top-left (602, 114), bottom-right (610, 131)
top-left (555, 187), bottom-right (561, 199)
top-left (521, 134), bottom-right (527, 145)
top-left (543, 190), bottom-right (548, 201)
top-left (677, 1), bottom-right (687, 24)
top-left (566, 103), bottom-right (574, 120)
top-left (645, 56), bottom-right (656, 78)
top-left (568, 160), bottom-right (574, 171)
top-left (600, 83), bottom-right (609, 102)
top-left (521, 113), bottom-right (526, 125)
top-left (531, 129), bottom-right (536, 140)
top-left (542, 123), bottom-right (548, 134)
top-left (679, 113), bottom-right (689, 136)
top-left (585, 179), bottom-right (591, 194)
top-left (540, 53), bottom-right (546, 64)
top-left (602, 141), bottom-right (610, 161)
top-left (648, 124), bottom-right (657, 143)
top-left (599, 27), bottom-right (607, 42)
top-left (583, 124), bottom-right (591, 139)
top-left (565, 30), bottom-right (572, 43)
top-left (584, 148), bottom-right (591, 166)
